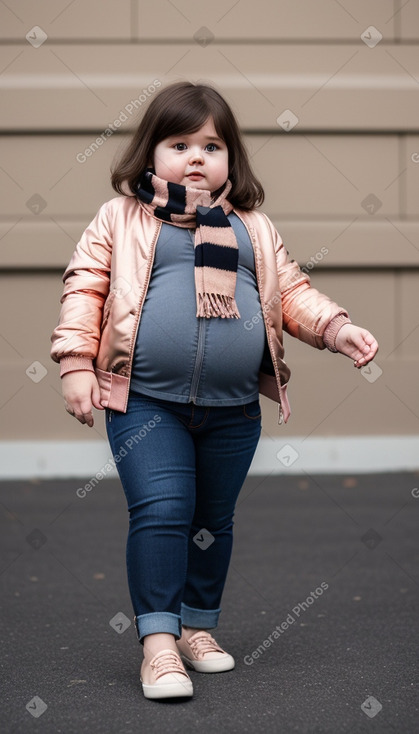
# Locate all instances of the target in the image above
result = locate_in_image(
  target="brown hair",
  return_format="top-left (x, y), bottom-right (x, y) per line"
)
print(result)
top-left (111, 81), bottom-right (264, 210)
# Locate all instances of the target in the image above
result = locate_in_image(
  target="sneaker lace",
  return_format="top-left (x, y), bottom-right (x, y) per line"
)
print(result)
top-left (150, 650), bottom-right (189, 681)
top-left (187, 631), bottom-right (225, 659)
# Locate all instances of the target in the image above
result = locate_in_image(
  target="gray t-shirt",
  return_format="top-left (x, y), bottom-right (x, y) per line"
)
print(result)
top-left (130, 212), bottom-right (266, 405)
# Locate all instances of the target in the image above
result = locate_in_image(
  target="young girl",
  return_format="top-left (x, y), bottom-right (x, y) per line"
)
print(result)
top-left (51, 81), bottom-right (378, 700)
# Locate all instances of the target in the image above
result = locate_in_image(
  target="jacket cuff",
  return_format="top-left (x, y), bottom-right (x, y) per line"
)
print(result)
top-left (60, 356), bottom-right (95, 377)
top-left (323, 313), bottom-right (352, 352)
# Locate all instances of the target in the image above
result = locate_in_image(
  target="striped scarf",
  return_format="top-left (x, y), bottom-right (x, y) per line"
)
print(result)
top-left (135, 169), bottom-right (240, 319)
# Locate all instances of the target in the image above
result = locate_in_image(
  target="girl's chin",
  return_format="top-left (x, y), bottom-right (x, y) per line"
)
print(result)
top-left (183, 178), bottom-right (211, 189)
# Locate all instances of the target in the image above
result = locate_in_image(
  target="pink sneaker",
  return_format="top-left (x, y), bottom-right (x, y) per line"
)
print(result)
top-left (176, 629), bottom-right (235, 673)
top-left (140, 648), bottom-right (193, 699)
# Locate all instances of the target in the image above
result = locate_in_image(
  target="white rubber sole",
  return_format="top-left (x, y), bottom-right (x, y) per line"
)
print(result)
top-left (141, 675), bottom-right (193, 699)
top-left (180, 654), bottom-right (235, 673)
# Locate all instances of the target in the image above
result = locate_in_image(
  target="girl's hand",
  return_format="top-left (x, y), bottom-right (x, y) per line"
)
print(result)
top-left (61, 371), bottom-right (104, 427)
top-left (334, 324), bottom-right (378, 368)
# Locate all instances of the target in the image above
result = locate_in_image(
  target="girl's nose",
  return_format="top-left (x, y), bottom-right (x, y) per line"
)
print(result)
top-left (189, 148), bottom-right (204, 164)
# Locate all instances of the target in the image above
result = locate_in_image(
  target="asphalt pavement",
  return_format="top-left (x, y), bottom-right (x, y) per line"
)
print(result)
top-left (1, 471), bottom-right (418, 733)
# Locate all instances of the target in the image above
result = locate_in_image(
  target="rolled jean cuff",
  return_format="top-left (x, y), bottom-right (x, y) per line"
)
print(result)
top-left (181, 602), bottom-right (221, 629)
top-left (135, 612), bottom-right (182, 645)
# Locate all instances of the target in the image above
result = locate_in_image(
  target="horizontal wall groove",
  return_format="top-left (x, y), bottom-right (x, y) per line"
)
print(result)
top-left (2, 266), bottom-right (418, 275)
top-left (1, 39), bottom-right (419, 45)
top-left (1, 129), bottom-right (418, 136)
top-left (1, 215), bottom-right (419, 223)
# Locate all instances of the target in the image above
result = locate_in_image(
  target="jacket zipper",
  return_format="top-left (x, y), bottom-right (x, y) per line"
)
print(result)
top-left (188, 317), bottom-right (206, 404)
top-left (235, 213), bottom-right (284, 425)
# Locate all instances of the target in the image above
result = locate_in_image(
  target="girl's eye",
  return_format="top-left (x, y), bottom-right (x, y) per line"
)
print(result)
top-left (172, 142), bottom-right (219, 152)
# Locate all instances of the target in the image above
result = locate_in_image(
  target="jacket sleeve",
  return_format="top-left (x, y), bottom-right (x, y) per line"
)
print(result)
top-left (261, 212), bottom-right (351, 351)
top-left (50, 200), bottom-right (113, 375)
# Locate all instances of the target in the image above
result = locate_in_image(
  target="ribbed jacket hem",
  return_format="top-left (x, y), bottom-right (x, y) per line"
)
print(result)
top-left (60, 356), bottom-right (95, 377)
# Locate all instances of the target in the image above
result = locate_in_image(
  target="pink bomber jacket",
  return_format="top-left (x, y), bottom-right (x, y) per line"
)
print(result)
top-left (50, 196), bottom-right (351, 424)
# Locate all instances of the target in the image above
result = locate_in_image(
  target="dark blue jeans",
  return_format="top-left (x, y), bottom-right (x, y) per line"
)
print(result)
top-left (105, 391), bottom-right (262, 645)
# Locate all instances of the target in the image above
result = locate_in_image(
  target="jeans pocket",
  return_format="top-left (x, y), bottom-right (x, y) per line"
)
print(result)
top-left (242, 399), bottom-right (262, 420)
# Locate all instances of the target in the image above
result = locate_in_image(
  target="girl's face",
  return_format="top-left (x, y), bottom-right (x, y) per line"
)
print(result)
top-left (152, 117), bottom-right (229, 192)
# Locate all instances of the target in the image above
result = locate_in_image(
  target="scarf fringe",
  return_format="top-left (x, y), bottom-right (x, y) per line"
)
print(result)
top-left (197, 293), bottom-right (241, 319)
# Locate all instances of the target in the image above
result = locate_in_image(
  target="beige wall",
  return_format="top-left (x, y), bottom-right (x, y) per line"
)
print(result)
top-left (1, 0), bottom-right (418, 443)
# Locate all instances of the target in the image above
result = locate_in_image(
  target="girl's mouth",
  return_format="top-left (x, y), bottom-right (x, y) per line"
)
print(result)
top-left (187, 173), bottom-right (205, 180)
